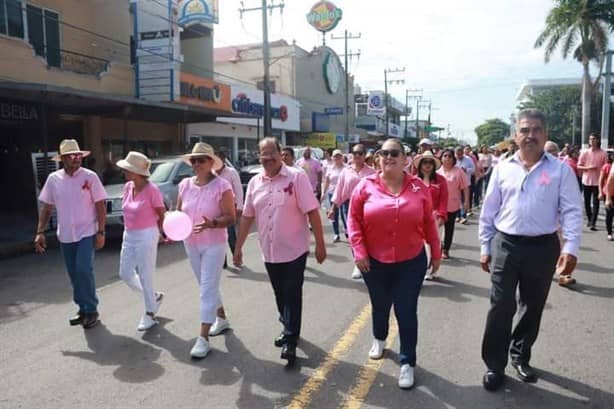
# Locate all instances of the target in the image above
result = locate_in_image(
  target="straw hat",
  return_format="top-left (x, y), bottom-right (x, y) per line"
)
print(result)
top-left (413, 150), bottom-right (441, 170)
top-left (183, 142), bottom-right (223, 170)
top-left (52, 139), bottom-right (91, 161)
top-left (116, 151), bottom-right (151, 177)
top-left (419, 138), bottom-right (434, 146)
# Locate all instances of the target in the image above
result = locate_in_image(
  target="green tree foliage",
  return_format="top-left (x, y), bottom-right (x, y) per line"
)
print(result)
top-left (474, 119), bottom-right (510, 147)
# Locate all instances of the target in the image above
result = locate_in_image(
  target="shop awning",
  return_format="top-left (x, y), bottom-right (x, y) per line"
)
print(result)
top-left (0, 81), bottom-right (255, 123)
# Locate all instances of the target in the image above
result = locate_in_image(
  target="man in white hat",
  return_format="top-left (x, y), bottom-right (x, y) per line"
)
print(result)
top-left (34, 139), bottom-right (107, 329)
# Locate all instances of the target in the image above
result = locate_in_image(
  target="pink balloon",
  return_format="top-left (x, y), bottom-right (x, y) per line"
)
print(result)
top-left (163, 211), bottom-right (192, 241)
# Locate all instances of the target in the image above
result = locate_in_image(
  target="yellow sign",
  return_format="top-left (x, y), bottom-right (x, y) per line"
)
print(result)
top-left (305, 133), bottom-right (336, 149)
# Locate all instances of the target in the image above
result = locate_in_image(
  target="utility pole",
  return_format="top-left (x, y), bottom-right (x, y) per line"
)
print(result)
top-left (239, 0), bottom-right (285, 137)
top-left (331, 30), bottom-right (361, 147)
top-left (384, 67), bottom-right (405, 137)
top-left (404, 89), bottom-right (422, 139)
top-left (416, 99), bottom-right (431, 140)
top-left (601, 50), bottom-right (612, 148)
top-left (572, 105), bottom-right (577, 146)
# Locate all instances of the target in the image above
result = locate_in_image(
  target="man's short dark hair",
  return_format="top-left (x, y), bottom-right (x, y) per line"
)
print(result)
top-left (281, 147), bottom-right (294, 158)
top-left (517, 108), bottom-right (546, 128)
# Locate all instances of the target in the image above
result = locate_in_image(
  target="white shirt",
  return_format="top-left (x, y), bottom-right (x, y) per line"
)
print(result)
top-left (215, 165), bottom-right (244, 211)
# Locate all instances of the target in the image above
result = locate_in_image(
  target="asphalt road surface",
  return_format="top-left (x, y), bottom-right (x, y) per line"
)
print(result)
top-left (1, 211), bottom-right (613, 409)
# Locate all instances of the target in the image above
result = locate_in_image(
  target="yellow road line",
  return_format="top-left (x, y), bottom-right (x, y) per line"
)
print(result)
top-left (340, 318), bottom-right (400, 409)
top-left (287, 303), bottom-right (372, 409)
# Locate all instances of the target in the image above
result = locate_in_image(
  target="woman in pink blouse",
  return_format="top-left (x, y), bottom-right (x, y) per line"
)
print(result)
top-left (414, 151), bottom-right (448, 280)
top-left (116, 152), bottom-right (166, 331)
top-left (348, 138), bottom-right (441, 389)
top-left (321, 149), bottom-right (347, 242)
top-left (437, 148), bottom-right (470, 259)
top-left (177, 143), bottom-right (236, 359)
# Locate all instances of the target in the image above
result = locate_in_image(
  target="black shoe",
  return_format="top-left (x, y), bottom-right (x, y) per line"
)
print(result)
top-left (512, 362), bottom-right (537, 383)
top-left (482, 370), bottom-right (504, 391)
top-left (69, 312), bottom-right (83, 326)
top-left (590, 225), bottom-right (598, 231)
top-left (81, 312), bottom-right (100, 329)
top-left (274, 332), bottom-right (289, 347)
top-left (223, 256), bottom-right (228, 269)
top-left (280, 343), bottom-right (296, 365)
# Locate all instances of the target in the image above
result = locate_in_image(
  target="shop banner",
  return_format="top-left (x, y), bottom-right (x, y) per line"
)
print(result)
top-left (178, 72), bottom-right (232, 113)
top-left (367, 91), bottom-right (386, 116)
top-left (304, 132), bottom-right (336, 149)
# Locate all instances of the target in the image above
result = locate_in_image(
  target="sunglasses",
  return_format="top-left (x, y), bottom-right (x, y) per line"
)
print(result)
top-left (352, 151), bottom-right (365, 156)
top-left (64, 153), bottom-right (83, 160)
top-left (189, 157), bottom-right (209, 165)
top-left (378, 149), bottom-right (402, 158)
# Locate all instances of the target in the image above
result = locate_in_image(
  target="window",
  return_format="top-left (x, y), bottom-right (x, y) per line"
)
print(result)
top-left (0, 0), bottom-right (24, 38)
top-left (26, 5), bottom-right (60, 67)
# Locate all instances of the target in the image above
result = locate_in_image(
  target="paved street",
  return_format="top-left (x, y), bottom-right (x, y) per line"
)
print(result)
top-left (1, 212), bottom-right (613, 409)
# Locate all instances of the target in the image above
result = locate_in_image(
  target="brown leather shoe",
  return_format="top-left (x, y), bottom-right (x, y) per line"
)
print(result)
top-left (81, 312), bottom-right (100, 329)
top-left (559, 275), bottom-right (576, 287)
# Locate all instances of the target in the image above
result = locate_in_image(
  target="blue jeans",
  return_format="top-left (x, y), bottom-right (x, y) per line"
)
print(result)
top-left (340, 200), bottom-right (350, 236)
top-left (328, 193), bottom-right (347, 236)
top-left (60, 235), bottom-right (98, 313)
top-left (362, 250), bottom-right (427, 366)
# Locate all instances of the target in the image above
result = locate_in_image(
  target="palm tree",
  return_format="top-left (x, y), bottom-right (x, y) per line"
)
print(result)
top-left (535, 0), bottom-right (614, 144)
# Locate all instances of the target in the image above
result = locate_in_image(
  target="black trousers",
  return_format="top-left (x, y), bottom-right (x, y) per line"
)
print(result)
top-left (482, 232), bottom-right (560, 371)
top-left (264, 252), bottom-right (308, 346)
top-left (443, 210), bottom-right (459, 251)
top-left (606, 203), bottom-right (613, 235)
top-left (583, 185), bottom-right (600, 227)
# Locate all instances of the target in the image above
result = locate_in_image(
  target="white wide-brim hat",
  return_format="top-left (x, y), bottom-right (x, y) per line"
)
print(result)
top-left (116, 151), bottom-right (151, 177)
top-left (332, 149), bottom-right (343, 157)
top-left (413, 150), bottom-right (442, 170)
top-left (52, 139), bottom-right (91, 161)
top-left (183, 142), bottom-right (223, 170)
top-left (419, 138), bottom-right (434, 146)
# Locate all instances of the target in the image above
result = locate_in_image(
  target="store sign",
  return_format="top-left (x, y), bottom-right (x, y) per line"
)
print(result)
top-left (177, 0), bottom-right (218, 26)
top-left (306, 1), bottom-right (343, 33)
top-left (0, 101), bottom-right (38, 122)
top-left (324, 107), bottom-right (343, 115)
top-left (367, 91), bottom-right (386, 116)
top-left (304, 132), bottom-right (336, 149)
top-left (179, 72), bottom-right (231, 112)
top-left (323, 50), bottom-right (343, 94)
top-left (218, 84), bottom-right (300, 131)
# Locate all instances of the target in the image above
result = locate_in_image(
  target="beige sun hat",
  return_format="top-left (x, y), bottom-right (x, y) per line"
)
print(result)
top-left (183, 142), bottom-right (223, 170)
top-left (332, 149), bottom-right (343, 157)
top-left (52, 139), bottom-right (91, 161)
top-left (413, 150), bottom-right (441, 170)
top-left (116, 151), bottom-right (152, 177)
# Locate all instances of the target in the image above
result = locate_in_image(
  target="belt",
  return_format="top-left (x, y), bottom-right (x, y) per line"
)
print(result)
top-left (498, 231), bottom-right (558, 243)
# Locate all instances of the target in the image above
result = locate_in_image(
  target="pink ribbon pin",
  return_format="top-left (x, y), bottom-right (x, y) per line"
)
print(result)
top-left (538, 171), bottom-right (551, 185)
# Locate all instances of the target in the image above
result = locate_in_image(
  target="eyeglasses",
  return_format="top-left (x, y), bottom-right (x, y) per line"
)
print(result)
top-left (377, 149), bottom-right (402, 158)
top-left (64, 153), bottom-right (83, 160)
top-left (352, 151), bottom-right (365, 156)
top-left (189, 157), bottom-right (208, 165)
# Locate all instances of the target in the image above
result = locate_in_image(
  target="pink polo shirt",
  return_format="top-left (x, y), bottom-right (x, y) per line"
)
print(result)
top-left (578, 148), bottom-right (607, 186)
top-left (39, 167), bottom-right (107, 243)
top-left (296, 157), bottom-right (322, 192)
top-left (243, 164), bottom-right (319, 263)
top-left (348, 173), bottom-right (441, 264)
top-left (438, 166), bottom-right (469, 213)
top-left (122, 181), bottom-right (164, 231)
top-left (179, 176), bottom-right (231, 246)
top-left (331, 165), bottom-right (376, 206)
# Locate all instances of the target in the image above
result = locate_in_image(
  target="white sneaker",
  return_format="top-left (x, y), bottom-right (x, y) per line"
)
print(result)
top-left (351, 266), bottom-right (362, 279)
top-left (137, 314), bottom-right (158, 331)
top-left (398, 364), bottom-right (415, 389)
top-left (190, 336), bottom-right (210, 359)
top-left (332, 235), bottom-right (340, 243)
top-left (369, 339), bottom-right (385, 359)
top-left (424, 272), bottom-right (433, 281)
top-left (209, 317), bottom-right (230, 336)
top-left (153, 292), bottom-right (164, 315)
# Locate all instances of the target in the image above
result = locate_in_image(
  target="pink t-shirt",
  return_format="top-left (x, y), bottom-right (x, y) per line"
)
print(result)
top-left (601, 163), bottom-right (612, 196)
top-left (348, 173), bottom-right (441, 263)
top-left (331, 165), bottom-right (376, 205)
top-left (437, 166), bottom-right (469, 213)
top-left (578, 148), bottom-right (607, 186)
top-left (325, 164), bottom-right (346, 194)
top-left (243, 165), bottom-right (319, 263)
top-left (39, 167), bottom-right (107, 243)
top-left (179, 176), bottom-right (231, 245)
top-left (122, 181), bottom-right (164, 231)
top-left (296, 157), bottom-right (322, 192)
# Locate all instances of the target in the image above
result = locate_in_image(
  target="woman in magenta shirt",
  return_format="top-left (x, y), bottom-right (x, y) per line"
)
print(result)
top-left (437, 148), bottom-right (470, 259)
top-left (116, 152), bottom-right (166, 331)
top-left (414, 151), bottom-right (448, 280)
top-left (348, 138), bottom-right (441, 389)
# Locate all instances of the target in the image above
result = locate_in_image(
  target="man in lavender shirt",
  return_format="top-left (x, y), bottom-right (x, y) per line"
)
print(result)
top-left (478, 109), bottom-right (582, 391)
top-left (296, 146), bottom-right (323, 201)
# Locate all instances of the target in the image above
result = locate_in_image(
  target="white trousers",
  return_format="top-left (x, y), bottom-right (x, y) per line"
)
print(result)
top-left (184, 241), bottom-right (225, 324)
top-left (119, 226), bottom-right (159, 313)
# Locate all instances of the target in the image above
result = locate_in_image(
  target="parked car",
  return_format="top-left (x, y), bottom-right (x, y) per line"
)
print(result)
top-left (239, 146), bottom-right (324, 190)
top-left (105, 155), bottom-right (233, 233)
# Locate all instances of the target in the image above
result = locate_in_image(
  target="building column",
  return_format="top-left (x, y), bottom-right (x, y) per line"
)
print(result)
top-left (83, 116), bottom-right (104, 175)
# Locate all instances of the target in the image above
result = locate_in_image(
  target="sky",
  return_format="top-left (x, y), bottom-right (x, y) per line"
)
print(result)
top-left (213, 0), bottom-right (595, 144)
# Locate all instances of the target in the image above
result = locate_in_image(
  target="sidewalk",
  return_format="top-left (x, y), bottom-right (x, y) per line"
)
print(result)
top-left (0, 213), bottom-right (57, 259)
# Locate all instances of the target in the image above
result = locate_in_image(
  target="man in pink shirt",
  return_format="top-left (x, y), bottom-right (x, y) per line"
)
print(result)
top-left (578, 134), bottom-right (607, 230)
top-left (296, 146), bottom-right (323, 201)
top-left (34, 139), bottom-right (107, 329)
top-left (234, 137), bottom-right (326, 365)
